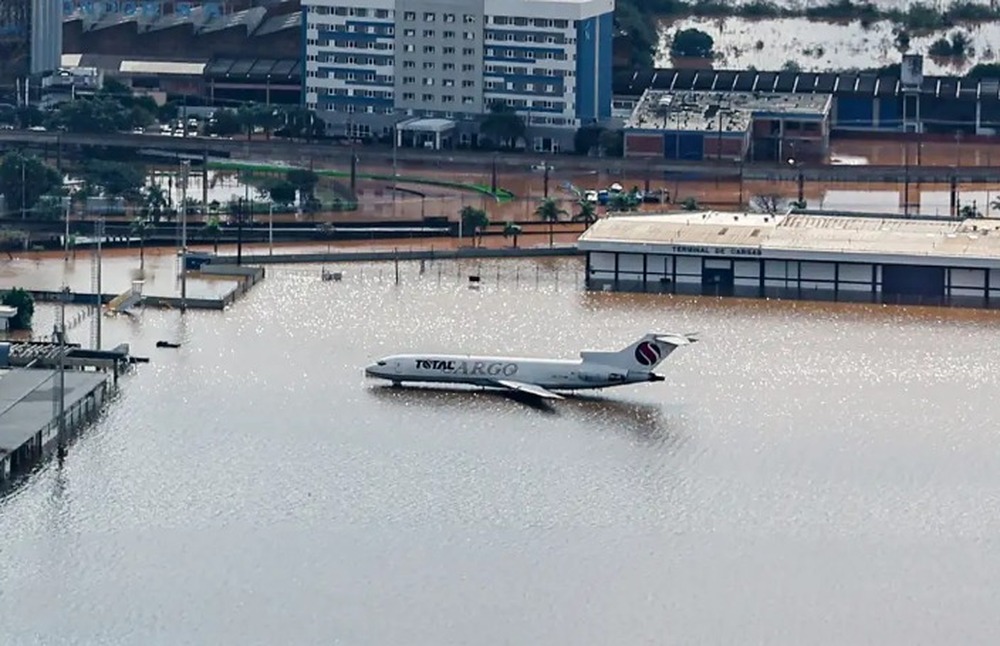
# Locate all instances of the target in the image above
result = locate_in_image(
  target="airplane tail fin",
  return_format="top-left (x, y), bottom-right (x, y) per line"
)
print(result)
top-left (580, 333), bottom-right (698, 371)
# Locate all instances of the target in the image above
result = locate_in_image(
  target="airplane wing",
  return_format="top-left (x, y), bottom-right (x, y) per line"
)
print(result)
top-left (493, 379), bottom-right (565, 400)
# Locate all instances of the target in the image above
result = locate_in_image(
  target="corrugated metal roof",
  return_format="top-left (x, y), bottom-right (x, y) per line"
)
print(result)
top-left (119, 60), bottom-right (206, 75)
top-left (578, 212), bottom-right (1000, 264)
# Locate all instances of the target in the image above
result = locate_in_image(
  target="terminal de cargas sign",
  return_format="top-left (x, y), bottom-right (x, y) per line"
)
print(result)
top-left (671, 245), bottom-right (762, 257)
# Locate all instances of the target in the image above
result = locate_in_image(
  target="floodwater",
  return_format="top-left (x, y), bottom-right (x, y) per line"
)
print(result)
top-left (819, 187), bottom-right (1000, 215)
top-left (3, 256), bottom-right (1000, 644)
top-left (659, 17), bottom-right (1000, 75)
top-left (0, 249), bottom-right (237, 302)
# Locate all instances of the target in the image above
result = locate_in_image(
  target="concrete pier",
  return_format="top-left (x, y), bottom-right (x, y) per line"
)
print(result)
top-left (0, 368), bottom-right (111, 486)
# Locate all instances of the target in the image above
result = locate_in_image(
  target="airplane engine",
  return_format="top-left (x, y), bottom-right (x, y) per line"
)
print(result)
top-left (578, 370), bottom-right (626, 383)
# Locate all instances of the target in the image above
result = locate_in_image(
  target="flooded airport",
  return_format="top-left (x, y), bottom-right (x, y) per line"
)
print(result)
top-left (2, 254), bottom-right (1000, 644)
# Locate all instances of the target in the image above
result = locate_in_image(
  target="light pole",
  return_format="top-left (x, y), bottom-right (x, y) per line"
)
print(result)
top-left (180, 159), bottom-right (190, 312)
top-left (268, 201), bottom-right (274, 256)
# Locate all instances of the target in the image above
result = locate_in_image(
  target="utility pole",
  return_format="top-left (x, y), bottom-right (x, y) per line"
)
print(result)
top-left (392, 123), bottom-right (398, 201)
top-left (20, 159), bottom-right (26, 219)
top-left (64, 197), bottom-right (70, 261)
top-left (94, 218), bottom-right (103, 350)
top-left (180, 159), bottom-right (189, 312)
top-left (55, 287), bottom-right (69, 461)
top-left (237, 198), bottom-right (245, 266)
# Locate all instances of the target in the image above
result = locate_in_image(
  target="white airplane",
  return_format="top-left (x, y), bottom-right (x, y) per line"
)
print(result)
top-left (364, 333), bottom-right (698, 400)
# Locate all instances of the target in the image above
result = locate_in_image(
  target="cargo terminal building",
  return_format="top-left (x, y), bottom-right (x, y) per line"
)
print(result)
top-left (577, 212), bottom-right (1000, 308)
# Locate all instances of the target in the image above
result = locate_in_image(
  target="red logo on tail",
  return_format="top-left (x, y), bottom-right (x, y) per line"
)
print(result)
top-left (634, 341), bottom-right (661, 367)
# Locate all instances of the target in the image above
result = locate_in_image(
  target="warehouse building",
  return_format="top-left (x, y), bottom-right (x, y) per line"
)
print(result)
top-left (613, 55), bottom-right (1000, 136)
top-left (623, 89), bottom-right (831, 162)
top-left (577, 212), bottom-right (1000, 308)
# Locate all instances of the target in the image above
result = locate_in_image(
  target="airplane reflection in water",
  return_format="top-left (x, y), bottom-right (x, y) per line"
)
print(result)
top-left (367, 384), bottom-right (688, 446)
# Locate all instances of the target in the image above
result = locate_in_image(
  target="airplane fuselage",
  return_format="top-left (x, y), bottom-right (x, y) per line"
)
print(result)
top-left (365, 354), bottom-right (663, 391)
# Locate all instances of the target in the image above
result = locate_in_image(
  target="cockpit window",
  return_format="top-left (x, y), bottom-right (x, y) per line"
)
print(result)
top-left (377, 361), bottom-right (387, 366)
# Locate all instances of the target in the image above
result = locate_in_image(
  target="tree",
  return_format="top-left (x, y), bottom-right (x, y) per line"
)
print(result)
top-left (50, 96), bottom-right (131, 134)
top-left (286, 168), bottom-right (320, 207)
top-left (598, 129), bottom-right (624, 157)
top-left (574, 200), bottom-right (598, 224)
top-left (752, 194), bottom-right (783, 214)
top-left (670, 28), bottom-right (714, 58)
top-left (609, 192), bottom-right (640, 212)
top-left (130, 216), bottom-right (151, 271)
top-left (141, 183), bottom-right (169, 222)
top-left (208, 109), bottom-right (242, 137)
top-left (459, 205), bottom-right (489, 246)
top-left (203, 215), bottom-right (223, 253)
top-left (81, 161), bottom-right (146, 206)
top-left (503, 221), bottom-right (522, 248)
top-left (1, 287), bottom-right (34, 329)
top-left (268, 180), bottom-right (297, 205)
top-left (535, 197), bottom-right (567, 248)
top-left (480, 102), bottom-right (526, 149)
top-left (959, 204), bottom-right (981, 219)
top-left (0, 152), bottom-right (62, 219)
top-left (0, 228), bottom-right (28, 260)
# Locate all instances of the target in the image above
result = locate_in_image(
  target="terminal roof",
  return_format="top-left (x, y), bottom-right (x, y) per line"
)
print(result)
top-left (578, 212), bottom-right (1000, 265)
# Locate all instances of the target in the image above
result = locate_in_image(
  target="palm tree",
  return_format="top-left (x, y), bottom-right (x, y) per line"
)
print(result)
top-left (130, 216), bottom-right (151, 272)
top-left (203, 215), bottom-right (223, 253)
top-left (503, 221), bottom-right (522, 248)
top-left (534, 197), bottom-right (567, 248)
top-left (573, 200), bottom-right (597, 224)
top-left (459, 205), bottom-right (489, 247)
top-left (142, 183), bottom-right (168, 223)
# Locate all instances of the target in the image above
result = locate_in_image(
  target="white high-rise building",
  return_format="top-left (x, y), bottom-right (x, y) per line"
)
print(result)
top-left (302, 0), bottom-right (613, 151)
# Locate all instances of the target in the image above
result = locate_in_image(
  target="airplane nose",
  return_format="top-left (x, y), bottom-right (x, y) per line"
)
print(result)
top-left (364, 363), bottom-right (380, 376)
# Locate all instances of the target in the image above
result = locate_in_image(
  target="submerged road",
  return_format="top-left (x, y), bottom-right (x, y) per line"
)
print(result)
top-left (3, 130), bottom-right (1000, 183)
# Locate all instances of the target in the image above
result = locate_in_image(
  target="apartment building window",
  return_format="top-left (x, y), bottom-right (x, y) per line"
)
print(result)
top-left (403, 60), bottom-right (415, 68)
top-left (443, 62), bottom-right (455, 70)
top-left (424, 46), bottom-right (435, 53)
top-left (423, 62), bottom-right (435, 69)
top-left (334, 7), bottom-right (347, 15)
top-left (423, 29), bottom-right (434, 37)
top-left (461, 96), bottom-right (474, 104)
top-left (513, 17), bottom-right (526, 26)
top-left (422, 94), bottom-right (434, 101)
top-left (462, 64), bottom-right (474, 71)
top-left (463, 48), bottom-right (474, 55)
top-left (462, 80), bottom-right (474, 88)
top-left (463, 31), bottom-right (474, 40)
top-left (423, 78), bottom-right (435, 86)
top-left (442, 95), bottom-right (454, 103)
top-left (443, 13), bottom-right (455, 22)
top-left (443, 31), bottom-right (455, 38)
top-left (443, 47), bottom-right (455, 55)
top-left (350, 8), bottom-right (367, 17)
top-left (525, 83), bottom-right (534, 92)
top-left (403, 76), bottom-right (415, 84)
top-left (376, 9), bottom-right (389, 18)
top-left (403, 44), bottom-right (414, 52)
top-left (403, 28), bottom-right (415, 36)
top-left (485, 81), bottom-right (498, 90)
top-left (463, 14), bottom-right (475, 23)
top-left (403, 92), bottom-right (415, 100)
top-left (545, 84), bottom-right (554, 92)
top-left (403, 11), bottom-right (415, 20)
top-left (554, 19), bottom-right (568, 28)
top-left (423, 12), bottom-right (435, 21)
top-left (443, 79), bottom-right (454, 87)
